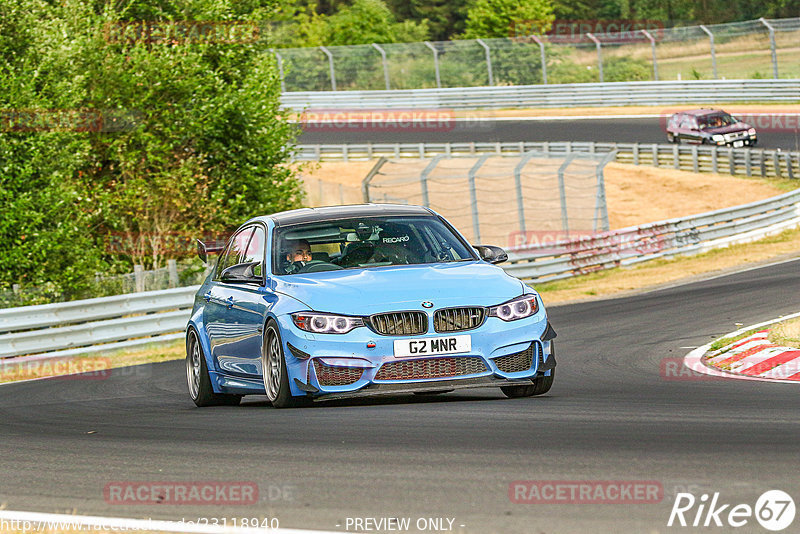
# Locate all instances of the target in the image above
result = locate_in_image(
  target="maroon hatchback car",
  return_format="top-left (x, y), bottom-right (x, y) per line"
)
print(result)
top-left (666, 109), bottom-right (757, 147)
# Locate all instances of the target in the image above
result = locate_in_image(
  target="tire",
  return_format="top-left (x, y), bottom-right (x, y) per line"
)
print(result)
top-left (186, 329), bottom-right (242, 407)
top-left (500, 369), bottom-right (555, 398)
top-left (667, 133), bottom-right (675, 143)
top-left (262, 321), bottom-right (308, 408)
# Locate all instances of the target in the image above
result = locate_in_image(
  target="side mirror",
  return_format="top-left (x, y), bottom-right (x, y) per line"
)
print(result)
top-left (220, 262), bottom-right (263, 284)
top-left (474, 245), bottom-right (508, 264)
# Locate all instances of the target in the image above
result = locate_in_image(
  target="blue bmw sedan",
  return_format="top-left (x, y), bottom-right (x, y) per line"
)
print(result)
top-left (186, 204), bottom-right (556, 408)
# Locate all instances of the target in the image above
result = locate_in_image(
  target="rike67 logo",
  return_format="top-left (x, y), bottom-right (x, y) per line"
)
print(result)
top-left (668, 490), bottom-right (796, 531)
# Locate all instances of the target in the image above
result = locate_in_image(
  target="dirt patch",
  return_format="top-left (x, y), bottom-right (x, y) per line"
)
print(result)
top-left (299, 160), bottom-right (786, 230)
top-left (769, 317), bottom-right (800, 349)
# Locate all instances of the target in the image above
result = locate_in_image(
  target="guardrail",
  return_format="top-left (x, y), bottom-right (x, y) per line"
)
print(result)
top-left (281, 80), bottom-right (800, 111)
top-left (295, 141), bottom-right (800, 178)
top-left (505, 188), bottom-right (800, 282)
top-left (0, 286), bottom-right (199, 360)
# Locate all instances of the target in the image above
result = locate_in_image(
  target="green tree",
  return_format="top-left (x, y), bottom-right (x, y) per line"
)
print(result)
top-left (0, 0), bottom-right (302, 299)
top-left (325, 0), bottom-right (428, 45)
top-left (461, 0), bottom-right (555, 39)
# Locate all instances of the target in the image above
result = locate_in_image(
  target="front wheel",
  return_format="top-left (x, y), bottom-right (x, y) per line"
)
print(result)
top-left (186, 330), bottom-right (242, 407)
top-left (262, 322), bottom-right (307, 408)
top-left (501, 369), bottom-right (555, 398)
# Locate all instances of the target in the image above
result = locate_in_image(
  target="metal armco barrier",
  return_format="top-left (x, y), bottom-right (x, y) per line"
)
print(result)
top-left (294, 141), bottom-right (800, 179)
top-left (281, 80), bottom-right (800, 111)
top-left (505, 188), bottom-right (800, 282)
top-left (0, 286), bottom-right (199, 359)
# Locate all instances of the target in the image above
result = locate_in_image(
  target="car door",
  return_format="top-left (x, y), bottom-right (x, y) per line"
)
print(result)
top-left (205, 226), bottom-right (257, 375)
top-left (215, 225), bottom-right (275, 378)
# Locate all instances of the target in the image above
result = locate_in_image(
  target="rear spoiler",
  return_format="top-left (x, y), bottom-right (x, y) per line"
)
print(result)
top-left (196, 239), bottom-right (226, 263)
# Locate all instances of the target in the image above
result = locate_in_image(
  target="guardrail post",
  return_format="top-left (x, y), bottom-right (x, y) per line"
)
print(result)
top-left (633, 143), bottom-right (639, 165)
top-left (759, 150), bottom-right (766, 177)
top-left (557, 153), bottom-right (578, 237)
top-left (745, 150), bottom-right (752, 176)
top-left (361, 157), bottom-right (388, 202)
top-left (673, 144), bottom-right (680, 169)
top-left (786, 153), bottom-right (795, 180)
top-left (728, 147), bottom-right (736, 175)
top-left (711, 147), bottom-right (718, 173)
top-left (168, 259), bottom-right (178, 288)
top-left (691, 145), bottom-right (699, 173)
top-left (133, 264), bottom-right (144, 293)
top-left (759, 18), bottom-right (779, 79)
top-left (343, 144), bottom-right (349, 162)
top-left (699, 25), bottom-right (717, 79)
top-left (652, 144), bottom-right (659, 167)
top-left (270, 48), bottom-right (286, 92)
top-left (371, 43), bottom-right (390, 90)
top-left (586, 33), bottom-right (603, 82)
top-left (320, 46), bottom-right (336, 91)
top-left (514, 151), bottom-right (539, 235)
top-left (476, 39), bottom-right (494, 86)
top-left (420, 154), bottom-right (444, 207)
top-left (640, 29), bottom-right (658, 81)
top-left (773, 151), bottom-right (782, 177)
top-left (468, 155), bottom-right (489, 242)
top-left (424, 41), bottom-right (441, 88)
top-left (530, 35), bottom-right (547, 84)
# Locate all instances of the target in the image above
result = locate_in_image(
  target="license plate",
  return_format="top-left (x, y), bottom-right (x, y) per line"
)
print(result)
top-left (394, 335), bottom-right (471, 357)
top-left (733, 140), bottom-right (744, 147)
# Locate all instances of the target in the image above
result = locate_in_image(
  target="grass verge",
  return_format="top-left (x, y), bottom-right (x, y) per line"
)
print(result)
top-left (768, 317), bottom-right (800, 349)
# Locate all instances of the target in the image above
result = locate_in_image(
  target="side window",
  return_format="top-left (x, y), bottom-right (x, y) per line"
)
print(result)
top-left (679, 115), bottom-right (692, 129)
top-left (215, 227), bottom-right (254, 279)
top-left (241, 226), bottom-right (265, 277)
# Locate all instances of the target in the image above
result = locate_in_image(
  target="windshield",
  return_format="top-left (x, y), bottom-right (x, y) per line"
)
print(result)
top-left (272, 216), bottom-right (476, 275)
top-left (699, 113), bottom-right (736, 129)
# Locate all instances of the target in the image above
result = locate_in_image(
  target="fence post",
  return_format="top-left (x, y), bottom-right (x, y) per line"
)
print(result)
top-left (514, 151), bottom-right (539, 235)
top-left (595, 151), bottom-right (614, 232)
top-left (476, 39), bottom-right (494, 86)
top-left (371, 43), bottom-right (390, 90)
top-left (586, 33), bottom-right (603, 83)
top-left (530, 35), bottom-right (547, 84)
top-left (420, 154), bottom-right (444, 207)
top-left (167, 259), bottom-right (178, 288)
top-left (468, 155), bottom-right (490, 242)
top-left (557, 153), bottom-right (578, 237)
top-left (319, 46), bottom-right (336, 91)
top-left (699, 25), bottom-right (717, 79)
top-left (133, 264), bottom-right (144, 293)
top-left (270, 48), bottom-right (286, 92)
top-left (361, 157), bottom-right (387, 202)
top-left (641, 29), bottom-right (658, 81)
top-left (424, 41), bottom-right (441, 88)
top-left (759, 18), bottom-right (779, 79)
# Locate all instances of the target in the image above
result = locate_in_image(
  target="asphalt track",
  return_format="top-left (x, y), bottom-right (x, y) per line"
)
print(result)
top-left (1, 258), bottom-right (799, 533)
top-left (299, 117), bottom-right (800, 151)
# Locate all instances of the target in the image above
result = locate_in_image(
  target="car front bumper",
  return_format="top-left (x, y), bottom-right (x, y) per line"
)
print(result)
top-left (276, 312), bottom-right (555, 398)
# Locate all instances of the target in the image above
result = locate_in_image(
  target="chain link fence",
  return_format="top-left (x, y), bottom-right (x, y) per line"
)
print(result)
top-left (361, 151), bottom-right (613, 249)
top-left (272, 17), bottom-right (800, 92)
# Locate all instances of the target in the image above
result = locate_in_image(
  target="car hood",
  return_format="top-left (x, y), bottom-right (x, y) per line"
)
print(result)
top-left (704, 122), bottom-right (751, 134)
top-left (273, 261), bottom-right (525, 315)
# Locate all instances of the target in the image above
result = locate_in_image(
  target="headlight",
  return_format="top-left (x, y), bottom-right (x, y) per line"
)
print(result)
top-left (748, 128), bottom-right (756, 136)
top-left (712, 134), bottom-right (725, 142)
top-left (292, 313), bottom-right (364, 334)
top-left (488, 295), bottom-right (539, 321)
